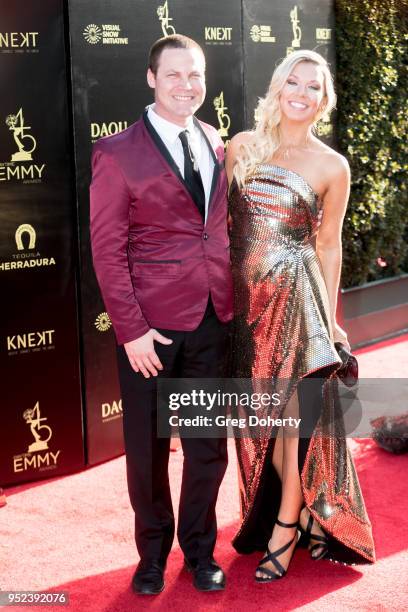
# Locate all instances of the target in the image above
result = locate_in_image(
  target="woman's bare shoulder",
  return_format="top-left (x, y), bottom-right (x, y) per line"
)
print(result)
top-left (313, 140), bottom-right (350, 181)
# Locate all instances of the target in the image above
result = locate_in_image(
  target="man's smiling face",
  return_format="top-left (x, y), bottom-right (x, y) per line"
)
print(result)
top-left (147, 47), bottom-right (206, 127)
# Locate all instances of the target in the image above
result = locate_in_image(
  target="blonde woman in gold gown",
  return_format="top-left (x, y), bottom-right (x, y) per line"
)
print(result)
top-left (226, 50), bottom-right (375, 582)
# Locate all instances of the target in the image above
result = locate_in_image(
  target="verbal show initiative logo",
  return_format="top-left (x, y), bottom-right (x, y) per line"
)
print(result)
top-left (83, 23), bottom-right (128, 45)
top-left (213, 92), bottom-right (231, 146)
top-left (0, 224), bottom-right (56, 272)
top-left (83, 24), bottom-right (102, 44)
top-left (157, 1), bottom-right (176, 37)
top-left (13, 402), bottom-right (61, 473)
top-left (95, 312), bottom-right (112, 332)
top-left (250, 25), bottom-right (276, 43)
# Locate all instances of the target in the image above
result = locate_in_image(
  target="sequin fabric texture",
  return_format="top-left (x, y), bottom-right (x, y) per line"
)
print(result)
top-left (229, 164), bottom-right (375, 564)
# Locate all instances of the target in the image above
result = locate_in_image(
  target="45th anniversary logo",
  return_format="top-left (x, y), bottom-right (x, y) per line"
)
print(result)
top-left (13, 402), bottom-right (61, 474)
top-left (0, 108), bottom-right (46, 183)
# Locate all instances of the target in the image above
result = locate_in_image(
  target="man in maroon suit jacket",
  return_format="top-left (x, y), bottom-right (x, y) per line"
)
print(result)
top-left (90, 35), bottom-right (233, 595)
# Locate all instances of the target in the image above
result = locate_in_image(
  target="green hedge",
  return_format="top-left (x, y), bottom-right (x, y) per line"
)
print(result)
top-left (335, 0), bottom-right (408, 288)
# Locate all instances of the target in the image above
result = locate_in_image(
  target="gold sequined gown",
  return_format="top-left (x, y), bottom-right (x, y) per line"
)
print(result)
top-left (229, 164), bottom-right (375, 564)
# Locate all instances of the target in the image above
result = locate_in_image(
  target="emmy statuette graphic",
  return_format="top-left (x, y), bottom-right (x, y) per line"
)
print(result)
top-left (5, 108), bottom-right (37, 162)
top-left (290, 6), bottom-right (302, 48)
top-left (23, 402), bottom-right (52, 453)
top-left (213, 92), bottom-right (231, 139)
top-left (157, 1), bottom-right (176, 37)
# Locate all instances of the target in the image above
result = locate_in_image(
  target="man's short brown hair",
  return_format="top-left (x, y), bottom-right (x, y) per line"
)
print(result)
top-left (148, 34), bottom-right (205, 75)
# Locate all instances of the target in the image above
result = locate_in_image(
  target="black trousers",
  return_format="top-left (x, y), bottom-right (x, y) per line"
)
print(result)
top-left (116, 299), bottom-right (229, 565)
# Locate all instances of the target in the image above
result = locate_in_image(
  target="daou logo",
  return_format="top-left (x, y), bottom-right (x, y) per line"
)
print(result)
top-left (0, 108), bottom-right (45, 183)
top-left (102, 400), bottom-right (123, 422)
top-left (13, 402), bottom-right (61, 474)
top-left (91, 121), bottom-right (128, 143)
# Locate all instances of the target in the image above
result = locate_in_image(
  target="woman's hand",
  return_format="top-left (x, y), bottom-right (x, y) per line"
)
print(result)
top-left (332, 322), bottom-right (350, 351)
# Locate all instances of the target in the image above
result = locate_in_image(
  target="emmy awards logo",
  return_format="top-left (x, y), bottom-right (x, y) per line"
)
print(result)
top-left (23, 402), bottom-right (52, 453)
top-left (15, 224), bottom-right (36, 251)
top-left (290, 6), bottom-right (302, 48)
top-left (6, 109), bottom-right (37, 162)
top-left (157, 1), bottom-right (176, 37)
top-left (213, 92), bottom-right (231, 139)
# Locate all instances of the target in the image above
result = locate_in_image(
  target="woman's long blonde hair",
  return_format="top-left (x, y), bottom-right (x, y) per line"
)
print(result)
top-left (233, 50), bottom-right (337, 188)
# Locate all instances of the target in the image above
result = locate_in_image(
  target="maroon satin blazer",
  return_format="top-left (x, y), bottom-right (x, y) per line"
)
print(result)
top-left (90, 111), bottom-right (233, 345)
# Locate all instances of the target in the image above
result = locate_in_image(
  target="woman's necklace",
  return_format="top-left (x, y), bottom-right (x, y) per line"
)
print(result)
top-left (276, 138), bottom-right (313, 161)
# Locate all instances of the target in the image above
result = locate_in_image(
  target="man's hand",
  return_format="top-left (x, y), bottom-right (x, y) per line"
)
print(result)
top-left (124, 330), bottom-right (173, 378)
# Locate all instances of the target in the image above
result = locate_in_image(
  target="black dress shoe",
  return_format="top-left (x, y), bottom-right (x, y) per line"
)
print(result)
top-left (184, 557), bottom-right (225, 592)
top-left (131, 560), bottom-right (165, 595)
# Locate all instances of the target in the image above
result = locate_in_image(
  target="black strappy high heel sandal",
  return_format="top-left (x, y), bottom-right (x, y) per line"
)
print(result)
top-left (298, 508), bottom-right (329, 561)
top-left (255, 518), bottom-right (300, 583)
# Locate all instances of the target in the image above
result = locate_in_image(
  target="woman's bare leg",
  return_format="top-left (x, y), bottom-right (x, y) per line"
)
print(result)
top-left (256, 393), bottom-right (303, 577)
top-left (272, 428), bottom-right (283, 480)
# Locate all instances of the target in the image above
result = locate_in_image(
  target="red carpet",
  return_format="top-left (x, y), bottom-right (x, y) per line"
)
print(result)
top-left (1, 336), bottom-right (408, 611)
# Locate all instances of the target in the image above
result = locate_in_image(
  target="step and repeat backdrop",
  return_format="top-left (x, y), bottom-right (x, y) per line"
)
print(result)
top-left (0, 0), bottom-right (84, 486)
top-left (1, 0), bottom-right (334, 484)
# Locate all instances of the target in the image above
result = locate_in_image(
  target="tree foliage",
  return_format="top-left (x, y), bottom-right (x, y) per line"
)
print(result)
top-left (335, 0), bottom-right (408, 287)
